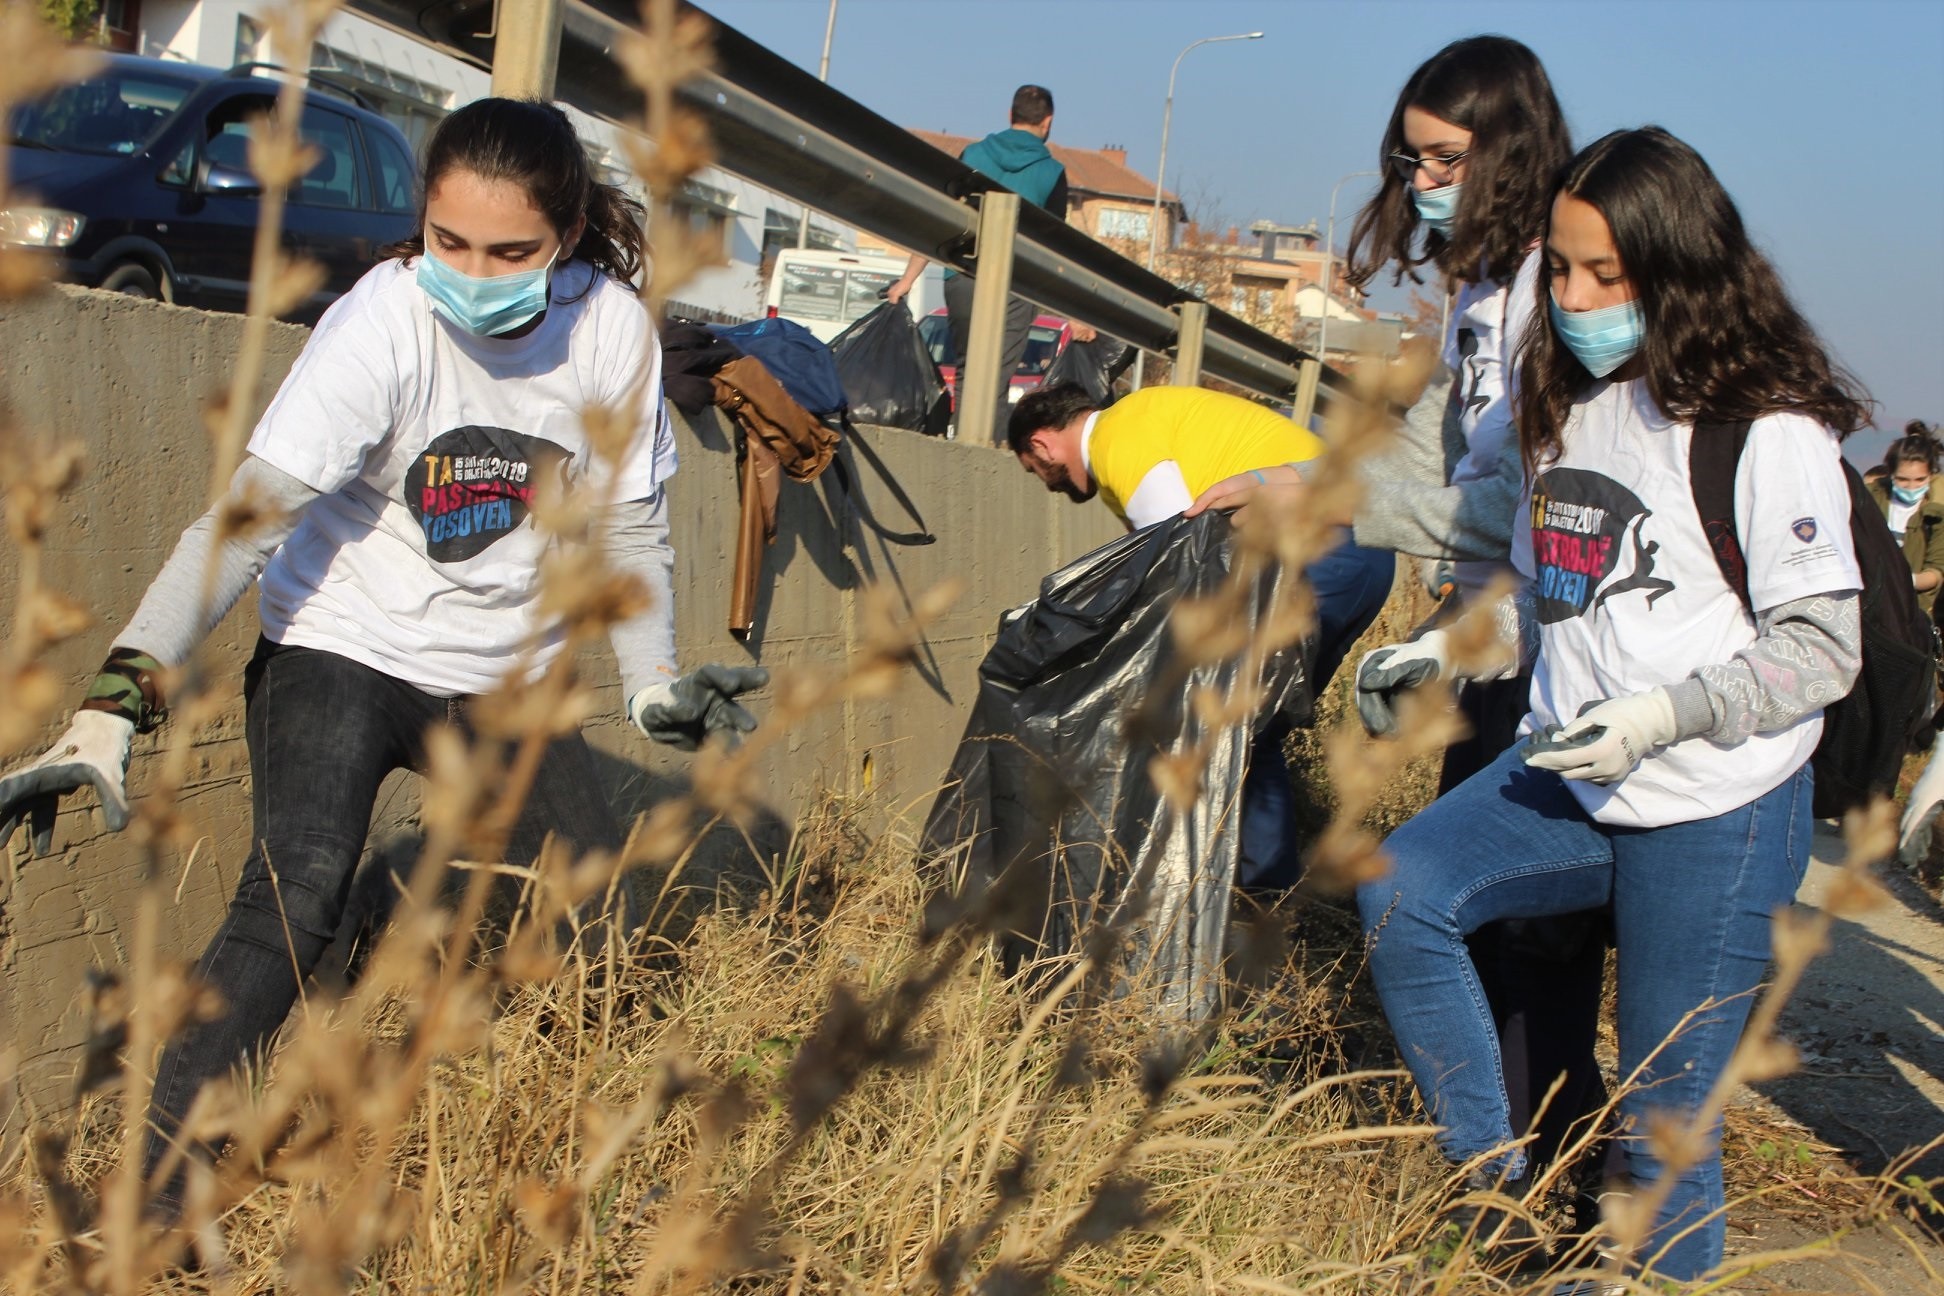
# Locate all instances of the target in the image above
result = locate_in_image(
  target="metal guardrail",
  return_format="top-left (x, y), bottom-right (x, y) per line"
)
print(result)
top-left (341, 0), bottom-right (1348, 414)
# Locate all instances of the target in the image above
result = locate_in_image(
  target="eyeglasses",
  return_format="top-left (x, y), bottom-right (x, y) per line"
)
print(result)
top-left (1387, 149), bottom-right (1470, 186)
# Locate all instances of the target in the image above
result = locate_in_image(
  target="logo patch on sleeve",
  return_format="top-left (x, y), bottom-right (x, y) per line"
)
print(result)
top-left (1791, 517), bottom-right (1819, 543)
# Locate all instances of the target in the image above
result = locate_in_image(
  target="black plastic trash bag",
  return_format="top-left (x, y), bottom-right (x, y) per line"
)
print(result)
top-left (829, 301), bottom-right (951, 435)
top-left (919, 510), bottom-right (1311, 1020)
top-left (1042, 333), bottom-right (1136, 407)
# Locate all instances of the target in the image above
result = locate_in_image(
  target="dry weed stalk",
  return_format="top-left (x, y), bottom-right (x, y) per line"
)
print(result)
top-left (0, 4), bottom-right (1929, 1294)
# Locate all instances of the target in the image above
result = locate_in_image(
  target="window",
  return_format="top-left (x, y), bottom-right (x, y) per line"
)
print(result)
top-left (670, 199), bottom-right (728, 244)
top-left (1096, 207), bottom-right (1151, 243)
top-left (1019, 323), bottom-right (1062, 375)
top-left (365, 125), bottom-right (417, 215)
top-left (309, 41), bottom-right (451, 150)
top-left (234, 14), bottom-right (264, 66)
top-left (293, 108), bottom-right (363, 209)
top-left (7, 68), bottom-right (193, 156)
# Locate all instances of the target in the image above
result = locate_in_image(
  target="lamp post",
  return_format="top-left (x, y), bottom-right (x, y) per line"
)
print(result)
top-left (1315, 168), bottom-right (1378, 363)
top-left (1133, 29), bottom-right (1263, 388)
top-left (797, 0), bottom-right (840, 249)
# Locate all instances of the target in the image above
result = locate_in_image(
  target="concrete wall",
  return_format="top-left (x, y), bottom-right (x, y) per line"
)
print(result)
top-left (0, 286), bottom-right (1120, 1120)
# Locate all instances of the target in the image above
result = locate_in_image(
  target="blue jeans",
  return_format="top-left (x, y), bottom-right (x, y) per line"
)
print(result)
top-left (1357, 745), bottom-right (1812, 1280)
top-left (144, 639), bottom-right (625, 1204)
top-left (1239, 537), bottom-right (1393, 890)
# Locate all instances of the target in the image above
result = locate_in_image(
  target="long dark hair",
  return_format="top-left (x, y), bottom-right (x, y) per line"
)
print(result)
top-left (1517, 127), bottom-right (1872, 472)
top-left (388, 98), bottom-right (645, 287)
top-left (1342, 35), bottom-right (1570, 291)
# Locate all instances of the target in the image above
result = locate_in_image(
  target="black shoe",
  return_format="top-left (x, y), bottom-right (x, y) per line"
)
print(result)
top-left (1424, 1172), bottom-right (1551, 1277)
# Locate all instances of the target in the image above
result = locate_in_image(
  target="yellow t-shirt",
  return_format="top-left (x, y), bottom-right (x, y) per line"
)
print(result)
top-left (1085, 386), bottom-right (1324, 526)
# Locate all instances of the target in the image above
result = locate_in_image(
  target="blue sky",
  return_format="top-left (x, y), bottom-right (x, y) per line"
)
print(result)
top-left (700, 0), bottom-right (1944, 462)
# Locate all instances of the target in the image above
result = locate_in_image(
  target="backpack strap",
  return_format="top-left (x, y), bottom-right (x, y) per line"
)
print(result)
top-left (831, 415), bottom-right (938, 546)
top-left (1687, 419), bottom-right (1756, 612)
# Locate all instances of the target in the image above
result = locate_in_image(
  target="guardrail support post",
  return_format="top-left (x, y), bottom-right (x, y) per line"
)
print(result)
top-left (1171, 302), bottom-right (1208, 386)
top-left (1292, 357), bottom-right (1322, 428)
top-left (489, 0), bottom-right (563, 100)
top-left (959, 189), bottom-right (1021, 447)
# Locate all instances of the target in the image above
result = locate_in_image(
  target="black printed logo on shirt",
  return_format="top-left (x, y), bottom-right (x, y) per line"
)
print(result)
top-left (1528, 467), bottom-right (1674, 624)
top-left (405, 426), bottom-right (568, 563)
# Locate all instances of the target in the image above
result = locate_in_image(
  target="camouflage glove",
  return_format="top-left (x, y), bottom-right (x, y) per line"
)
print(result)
top-left (628, 665), bottom-right (770, 750)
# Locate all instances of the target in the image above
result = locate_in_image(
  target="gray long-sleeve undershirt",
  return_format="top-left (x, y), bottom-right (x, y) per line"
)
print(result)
top-left (114, 456), bottom-right (679, 697)
top-left (1665, 592), bottom-right (1863, 743)
top-left (1352, 366), bottom-right (1524, 563)
top-left (1497, 585), bottom-right (1863, 744)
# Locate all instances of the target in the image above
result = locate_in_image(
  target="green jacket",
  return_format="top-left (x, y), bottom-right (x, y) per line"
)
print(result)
top-left (1868, 478), bottom-right (1944, 616)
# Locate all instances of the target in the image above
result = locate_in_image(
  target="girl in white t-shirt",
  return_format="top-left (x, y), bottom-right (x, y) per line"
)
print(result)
top-left (1357, 127), bottom-right (1869, 1282)
top-left (1194, 36), bottom-right (1614, 1208)
top-left (0, 99), bottom-right (765, 1215)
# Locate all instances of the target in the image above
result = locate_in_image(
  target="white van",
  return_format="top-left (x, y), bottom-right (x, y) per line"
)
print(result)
top-left (765, 247), bottom-right (942, 342)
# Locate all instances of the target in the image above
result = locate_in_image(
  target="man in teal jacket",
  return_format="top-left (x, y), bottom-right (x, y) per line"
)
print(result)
top-left (888, 85), bottom-right (1088, 445)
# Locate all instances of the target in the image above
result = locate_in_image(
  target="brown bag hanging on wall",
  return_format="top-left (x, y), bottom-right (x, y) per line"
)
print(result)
top-left (711, 356), bottom-right (840, 637)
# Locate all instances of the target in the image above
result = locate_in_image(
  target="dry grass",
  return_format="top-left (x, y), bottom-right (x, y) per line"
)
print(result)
top-left (0, 1), bottom-right (1937, 1292)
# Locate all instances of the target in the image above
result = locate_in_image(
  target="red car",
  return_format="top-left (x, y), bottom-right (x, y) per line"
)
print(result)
top-left (919, 307), bottom-right (1071, 409)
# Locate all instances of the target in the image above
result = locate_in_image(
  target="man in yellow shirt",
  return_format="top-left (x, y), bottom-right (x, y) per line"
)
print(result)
top-left (1013, 383), bottom-right (1325, 529)
top-left (1009, 381), bottom-right (1394, 891)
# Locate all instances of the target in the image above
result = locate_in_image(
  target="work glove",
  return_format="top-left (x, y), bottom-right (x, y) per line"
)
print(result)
top-left (1354, 630), bottom-right (1452, 738)
top-left (0, 711), bottom-right (135, 855)
top-left (628, 665), bottom-right (771, 751)
top-left (1898, 742), bottom-right (1944, 865)
top-left (1521, 689), bottom-right (1679, 785)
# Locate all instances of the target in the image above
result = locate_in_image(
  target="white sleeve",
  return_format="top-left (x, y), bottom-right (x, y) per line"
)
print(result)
top-left (1449, 249), bottom-right (1542, 489)
top-left (1122, 460), bottom-right (1194, 530)
top-left (585, 287), bottom-right (678, 501)
top-left (1735, 412), bottom-right (1862, 612)
top-left (1509, 470), bottom-right (1535, 579)
top-left (246, 268), bottom-right (405, 493)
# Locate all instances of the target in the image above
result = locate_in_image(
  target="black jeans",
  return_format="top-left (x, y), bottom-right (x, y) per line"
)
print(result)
top-left (144, 639), bottom-right (623, 1194)
top-left (943, 270), bottom-right (1038, 447)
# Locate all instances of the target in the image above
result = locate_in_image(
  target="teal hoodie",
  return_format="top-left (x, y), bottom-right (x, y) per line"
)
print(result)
top-left (960, 128), bottom-right (1065, 209)
top-left (949, 129), bottom-right (1066, 279)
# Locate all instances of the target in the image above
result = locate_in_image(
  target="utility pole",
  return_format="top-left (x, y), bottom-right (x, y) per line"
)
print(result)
top-left (797, 0), bottom-right (840, 249)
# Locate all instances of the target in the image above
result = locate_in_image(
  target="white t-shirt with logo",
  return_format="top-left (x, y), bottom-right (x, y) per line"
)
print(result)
top-left (248, 259), bottom-right (677, 697)
top-left (1511, 380), bottom-right (1860, 827)
top-left (1444, 248), bottom-right (1542, 595)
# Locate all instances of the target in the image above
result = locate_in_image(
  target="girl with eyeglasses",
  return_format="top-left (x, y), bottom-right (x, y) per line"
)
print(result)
top-left (1358, 126), bottom-right (1867, 1281)
top-left (1192, 34), bottom-right (1618, 1220)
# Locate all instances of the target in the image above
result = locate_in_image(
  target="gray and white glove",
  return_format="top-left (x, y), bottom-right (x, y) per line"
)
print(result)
top-left (628, 665), bottom-right (770, 751)
top-left (0, 711), bottom-right (135, 855)
top-left (1522, 689), bottom-right (1678, 785)
top-left (1898, 742), bottom-right (1944, 865)
top-left (1354, 630), bottom-right (1452, 738)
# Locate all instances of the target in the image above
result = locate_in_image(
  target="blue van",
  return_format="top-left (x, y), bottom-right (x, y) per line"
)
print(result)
top-left (4, 54), bottom-right (419, 319)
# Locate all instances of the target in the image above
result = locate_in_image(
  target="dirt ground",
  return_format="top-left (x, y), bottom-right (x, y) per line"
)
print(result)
top-left (1718, 823), bottom-right (1944, 1293)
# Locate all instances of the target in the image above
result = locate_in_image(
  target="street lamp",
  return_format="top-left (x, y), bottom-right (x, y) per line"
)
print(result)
top-left (1315, 169), bottom-right (1378, 363)
top-left (1134, 29), bottom-right (1264, 388)
top-left (797, 0), bottom-right (840, 249)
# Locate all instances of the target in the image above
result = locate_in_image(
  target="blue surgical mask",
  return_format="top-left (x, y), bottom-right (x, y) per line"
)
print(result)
top-left (416, 246), bottom-right (558, 336)
top-left (1548, 294), bottom-right (1645, 379)
top-left (1892, 484), bottom-right (1927, 506)
top-left (1412, 181), bottom-right (1463, 237)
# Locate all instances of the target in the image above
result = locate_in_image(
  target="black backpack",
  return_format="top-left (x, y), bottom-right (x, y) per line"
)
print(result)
top-left (1688, 421), bottom-right (1939, 818)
